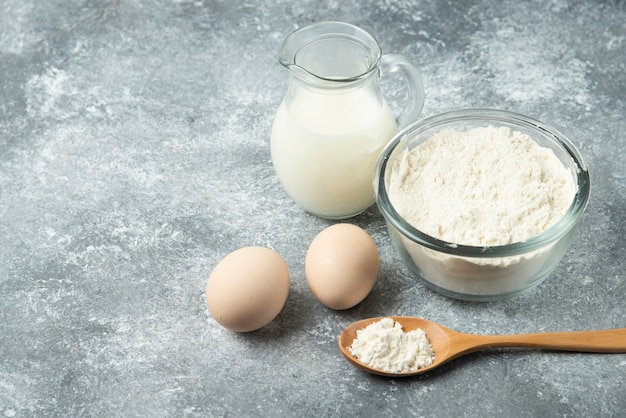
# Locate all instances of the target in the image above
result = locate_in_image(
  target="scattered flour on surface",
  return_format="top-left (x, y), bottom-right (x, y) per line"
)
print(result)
top-left (388, 126), bottom-right (576, 246)
top-left (349, 317), bottom-right (434, 373)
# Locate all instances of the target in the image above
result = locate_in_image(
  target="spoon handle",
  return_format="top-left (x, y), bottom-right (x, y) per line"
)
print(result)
top-left (456, 327), bottom-right (626, 355)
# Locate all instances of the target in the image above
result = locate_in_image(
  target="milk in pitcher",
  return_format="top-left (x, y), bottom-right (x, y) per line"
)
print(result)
top-left (270, 21), bottom-right (424, 219)
top-left (271, 86), bottom-right (398, 219)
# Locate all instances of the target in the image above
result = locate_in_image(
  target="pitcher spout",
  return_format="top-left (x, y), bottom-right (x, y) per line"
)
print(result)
top-left (277, 21), bottom-right (381, 84)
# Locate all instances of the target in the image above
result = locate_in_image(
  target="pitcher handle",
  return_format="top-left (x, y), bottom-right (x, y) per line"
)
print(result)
top-left (379, 54), bottom-right (425, 129)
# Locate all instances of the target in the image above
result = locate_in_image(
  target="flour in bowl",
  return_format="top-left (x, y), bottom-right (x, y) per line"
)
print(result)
top-left (388, 126), bottom-right (576, 246)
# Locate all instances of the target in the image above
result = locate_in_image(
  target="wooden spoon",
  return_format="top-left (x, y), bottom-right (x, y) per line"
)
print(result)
top-left (338, 316), bottom-right (626, 377)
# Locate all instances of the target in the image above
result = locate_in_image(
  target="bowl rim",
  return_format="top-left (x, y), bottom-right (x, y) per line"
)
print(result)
top-left (374, 108), bottom-right (591, 257)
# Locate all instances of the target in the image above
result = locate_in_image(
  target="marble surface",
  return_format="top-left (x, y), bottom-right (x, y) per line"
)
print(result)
top-left (1, 0), bottom-right (625, 416)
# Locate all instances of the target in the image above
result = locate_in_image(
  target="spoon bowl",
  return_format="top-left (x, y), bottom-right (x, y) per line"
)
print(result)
top-left (338, 316), bottom-right (626, 377)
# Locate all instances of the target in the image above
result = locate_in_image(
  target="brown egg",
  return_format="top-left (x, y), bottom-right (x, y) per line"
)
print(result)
top-left (206, 246), bottom-right (290, 332)
top-left (305, 223), bottom-right (379, 310)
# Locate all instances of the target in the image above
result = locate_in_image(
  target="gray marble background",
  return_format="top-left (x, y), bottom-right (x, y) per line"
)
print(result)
top-left (1, 0), bottom-right (625, 417)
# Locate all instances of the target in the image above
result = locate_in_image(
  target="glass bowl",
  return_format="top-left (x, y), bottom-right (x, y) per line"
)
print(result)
top-left (373, 109), bottom-right (590, 301)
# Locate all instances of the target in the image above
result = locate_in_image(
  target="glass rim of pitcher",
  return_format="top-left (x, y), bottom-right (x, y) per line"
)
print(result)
top-left (278, 21), bottom-right (382, 84)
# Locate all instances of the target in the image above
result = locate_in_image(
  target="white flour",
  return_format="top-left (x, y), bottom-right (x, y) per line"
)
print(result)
top-left (349, 317), bottom-right (434, 373)
top-left (388, 126), bottom-right (576, 246)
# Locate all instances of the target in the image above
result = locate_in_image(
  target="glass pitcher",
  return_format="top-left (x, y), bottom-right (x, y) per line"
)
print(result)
top-left (271, 21), bottom-right (425, 219)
